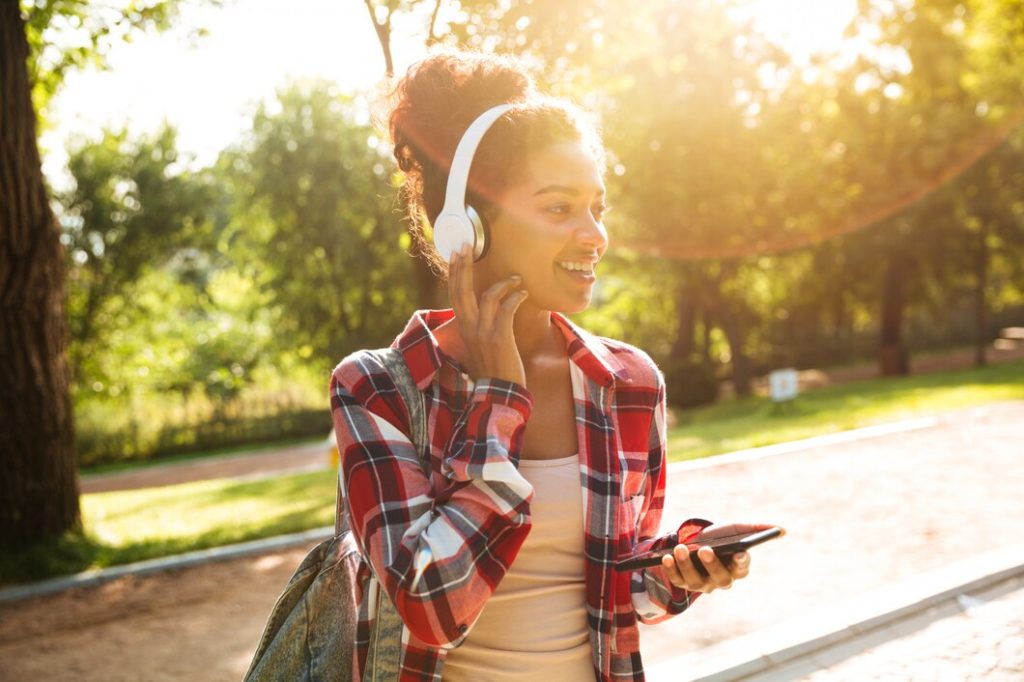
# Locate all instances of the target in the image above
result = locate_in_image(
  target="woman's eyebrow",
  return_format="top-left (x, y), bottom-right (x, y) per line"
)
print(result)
top-left (532, 184), bottom-right (605, 197)
top-left (532, 184), bottom-right (580, 196)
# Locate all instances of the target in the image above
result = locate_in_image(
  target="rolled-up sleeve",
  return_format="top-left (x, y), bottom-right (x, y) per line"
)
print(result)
top-left (331, 353), bottom-right (535, 648)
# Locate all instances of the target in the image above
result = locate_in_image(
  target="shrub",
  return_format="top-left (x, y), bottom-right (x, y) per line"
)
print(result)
top-left (662, 359), bottom-right (720, 409)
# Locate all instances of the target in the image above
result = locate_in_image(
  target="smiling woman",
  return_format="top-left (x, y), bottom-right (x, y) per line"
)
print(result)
top-left (326, 49), bottom-right (779, 682)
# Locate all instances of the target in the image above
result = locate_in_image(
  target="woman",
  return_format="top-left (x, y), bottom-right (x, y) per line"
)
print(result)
top-left (330, 50), bottom-right (779, 681)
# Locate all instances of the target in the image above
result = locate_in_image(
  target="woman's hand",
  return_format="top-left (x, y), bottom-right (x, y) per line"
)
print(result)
top-left (660, 523), bottom-right (785, 594)
top-left (448, 243), bottom-right (530, 387)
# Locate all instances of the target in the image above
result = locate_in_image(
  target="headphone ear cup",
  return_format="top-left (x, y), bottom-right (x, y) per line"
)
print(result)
top-left (433, 212), bottom-right (475, 263)
top-left (466, 205), bottom-right (489, 261)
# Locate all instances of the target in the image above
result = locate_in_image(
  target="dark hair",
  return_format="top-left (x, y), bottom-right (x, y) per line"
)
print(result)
top-left (388, 50), bottom-right (605, 276)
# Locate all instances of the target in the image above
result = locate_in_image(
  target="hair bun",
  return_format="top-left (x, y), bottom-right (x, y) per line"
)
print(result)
top-left (390, 51), bottom-right (535, 175)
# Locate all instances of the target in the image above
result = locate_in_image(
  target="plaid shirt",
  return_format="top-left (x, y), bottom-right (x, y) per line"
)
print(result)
top-left (329, 309), bottom-right (712, 681)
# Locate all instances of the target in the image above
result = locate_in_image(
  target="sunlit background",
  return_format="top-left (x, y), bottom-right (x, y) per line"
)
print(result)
top-left (23, 0), bottom-right (1023, 465)
top-left (6, 0), bottom-right (1024, 601)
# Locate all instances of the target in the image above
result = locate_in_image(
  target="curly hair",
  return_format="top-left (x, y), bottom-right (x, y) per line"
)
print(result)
top-left (388, 50), bottom-right (605, 277)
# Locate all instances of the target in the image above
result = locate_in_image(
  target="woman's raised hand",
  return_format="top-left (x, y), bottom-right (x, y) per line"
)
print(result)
top-left (448, 243), bottom-right (530, 388)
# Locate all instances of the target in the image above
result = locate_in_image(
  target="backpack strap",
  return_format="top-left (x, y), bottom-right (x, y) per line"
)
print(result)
top-left (330, 347), bottom-right (430, 681)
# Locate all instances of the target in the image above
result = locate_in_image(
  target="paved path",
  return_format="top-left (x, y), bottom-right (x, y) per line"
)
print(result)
top-left (2, 401), bottom-right (1021, 681)
top-left (639, 400), bottom-right (1024, 660)
top-left (798, 581), bottom-right (1024, 681)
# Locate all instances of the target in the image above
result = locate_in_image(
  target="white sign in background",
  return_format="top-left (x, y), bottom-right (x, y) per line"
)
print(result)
top-left (769, 368), bottom-right (799, 402)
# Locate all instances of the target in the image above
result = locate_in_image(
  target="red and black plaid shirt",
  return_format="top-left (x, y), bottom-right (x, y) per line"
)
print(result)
top-left (330, 309), bottom-right (711, 681)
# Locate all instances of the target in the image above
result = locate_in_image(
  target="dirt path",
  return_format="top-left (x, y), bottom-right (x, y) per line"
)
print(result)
top-left (79, 440), bottom-right (330, 494)
top-left (3, 401), bottom-right (1021, 681)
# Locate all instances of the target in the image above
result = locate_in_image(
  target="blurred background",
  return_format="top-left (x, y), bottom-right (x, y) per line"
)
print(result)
top-left (4, 0), bottom-right (1024, 595)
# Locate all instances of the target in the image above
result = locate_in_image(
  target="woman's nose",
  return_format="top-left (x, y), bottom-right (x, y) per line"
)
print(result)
top-left (577, 212), bottom-right (608, 252)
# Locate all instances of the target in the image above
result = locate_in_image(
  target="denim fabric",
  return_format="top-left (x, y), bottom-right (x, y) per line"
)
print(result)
top-left (244, 533), bottom-right (361, 681)
top-left (246, 347), bottom-right (427, 681)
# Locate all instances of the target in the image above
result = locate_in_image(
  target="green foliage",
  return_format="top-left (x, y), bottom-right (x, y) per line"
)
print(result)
top-left (52, 0), bottom-right (1024, 472)
top-left (662, 359), bottom-right (720, 409)
top-left (220, 81), bottom-right (417, 364)
top-left (60, 123), bottom-right (219, 383)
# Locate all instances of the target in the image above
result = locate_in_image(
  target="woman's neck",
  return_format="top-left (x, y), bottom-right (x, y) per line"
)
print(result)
top-left (511, 305), bottom-right (560, 363)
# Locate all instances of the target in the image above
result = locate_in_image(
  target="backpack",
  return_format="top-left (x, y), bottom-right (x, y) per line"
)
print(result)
top-left (244, 348), bottom-right (429, 682)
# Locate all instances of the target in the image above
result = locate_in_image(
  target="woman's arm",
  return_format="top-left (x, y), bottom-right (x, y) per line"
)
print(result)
top-left (330, 352), bottom-right (534, 649)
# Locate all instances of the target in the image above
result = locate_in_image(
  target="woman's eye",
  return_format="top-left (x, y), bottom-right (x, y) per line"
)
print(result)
top-left (547, 204), bottom-right (572, 216)
top-left (592, 203), bottom-right (610, 220)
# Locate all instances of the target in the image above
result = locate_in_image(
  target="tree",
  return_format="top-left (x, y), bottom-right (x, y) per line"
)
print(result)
top-left (60, 124), bottom-right (217, 382)
top-left (1, 0), bottom-right (213, 552)
top-left (0, 0), bottom-right (80, 550)
top-left (222, 81), bottom-right (416, 362)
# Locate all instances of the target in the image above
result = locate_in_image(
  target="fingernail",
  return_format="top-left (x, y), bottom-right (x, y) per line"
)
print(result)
top-left (510, 275), bottom-right (521, 281)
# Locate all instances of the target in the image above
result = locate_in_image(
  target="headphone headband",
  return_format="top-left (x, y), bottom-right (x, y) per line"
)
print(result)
top-left (441, 103), bottom-right (514, 218)
top-left (432, 103), bottom-right (514, 263)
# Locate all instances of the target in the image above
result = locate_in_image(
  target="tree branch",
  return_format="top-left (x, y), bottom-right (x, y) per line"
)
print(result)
top-left (426, 0), bottom-right (442, 47)
top-left (361, 0), bottom-right (394, 78)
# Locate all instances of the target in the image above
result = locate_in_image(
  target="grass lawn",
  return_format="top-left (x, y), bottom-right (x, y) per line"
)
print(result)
top-left (4, 359), bottom-right (1021, 586)
top-left (0, 470), bottom-right (337, 586)
top-left (667, 359), bottom-right (1024, 461)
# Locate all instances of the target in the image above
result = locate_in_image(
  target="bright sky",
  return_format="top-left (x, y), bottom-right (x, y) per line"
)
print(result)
top-left (40, 0), bottom-right (858, 188)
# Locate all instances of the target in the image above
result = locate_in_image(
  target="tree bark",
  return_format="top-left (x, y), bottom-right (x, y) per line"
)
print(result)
top-left (878, 254), bottom-right (910, 376)
top-left (671, 275), bottom-right (696, 360)
top-left (0, 0), bottom-right (81, 551)
top-left (716, 300), bottom-right (753, 397)
top-left (973, 225), bottom-right (988, 368)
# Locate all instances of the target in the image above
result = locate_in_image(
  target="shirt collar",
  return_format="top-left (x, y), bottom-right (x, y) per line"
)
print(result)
top-left (390, 308), bottom-right (632, 391)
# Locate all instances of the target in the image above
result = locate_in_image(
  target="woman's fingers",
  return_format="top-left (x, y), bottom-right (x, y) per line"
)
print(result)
top-left (455, 244), bottom-right (479, 321)
top-left (672, 544), bottom-right (707, 589)
top-left (498, 287), bottom-right (529, 324)
top-left (729, 551), bottom-right (751, 579)
top-left (697, 547), bottom-right (734, 589)
top-left (478, 276), bottom-right (523, 328)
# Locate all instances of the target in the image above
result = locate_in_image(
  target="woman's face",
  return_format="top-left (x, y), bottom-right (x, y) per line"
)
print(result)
top-left (476, 139), bottom-right (609, 314)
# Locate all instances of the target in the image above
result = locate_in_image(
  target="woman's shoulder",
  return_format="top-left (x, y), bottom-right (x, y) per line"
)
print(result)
top-left (329, 347), bottom-right (412, 430)
top-left (331, 347), bottom-right (399, 392)
top-left (591, 335), bottom-right (665, 390)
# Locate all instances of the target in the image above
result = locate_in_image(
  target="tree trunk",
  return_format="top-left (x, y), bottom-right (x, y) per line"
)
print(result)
top-left (878, 254), bottom-right (909, 376)
top-left (700, 308), bottom-right (713, 366)
top-left (671, 276), bottom-right (696, 360)
top-left (717, 301), bottom-right (752, 397)
top-left (972, 226), bottom-right (988, 368)
top-left (0, 0), bottom-right (82, 551)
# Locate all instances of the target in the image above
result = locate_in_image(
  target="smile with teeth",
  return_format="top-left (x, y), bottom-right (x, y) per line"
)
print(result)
top-left (557, 261), bottom-right (595, 274)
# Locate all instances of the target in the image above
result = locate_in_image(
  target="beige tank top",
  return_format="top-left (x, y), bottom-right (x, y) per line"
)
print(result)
top-left (442, 453), bottom-right (592, 681)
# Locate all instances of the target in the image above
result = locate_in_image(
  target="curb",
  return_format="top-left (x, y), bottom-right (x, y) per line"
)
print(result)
top-left (667, 415), bottom-right (940, 474)
top-left (646, 542), bottom-right (1024, 681)
top-left (0, 526), bottom-right (334, 605)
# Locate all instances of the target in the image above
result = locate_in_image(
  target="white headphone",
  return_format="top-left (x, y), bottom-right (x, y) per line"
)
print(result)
top-left (432, 103), bottom-right (514, 263)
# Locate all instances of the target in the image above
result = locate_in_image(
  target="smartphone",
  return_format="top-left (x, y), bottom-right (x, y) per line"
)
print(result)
top-left (615, 527), bottom-right (783, 573)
